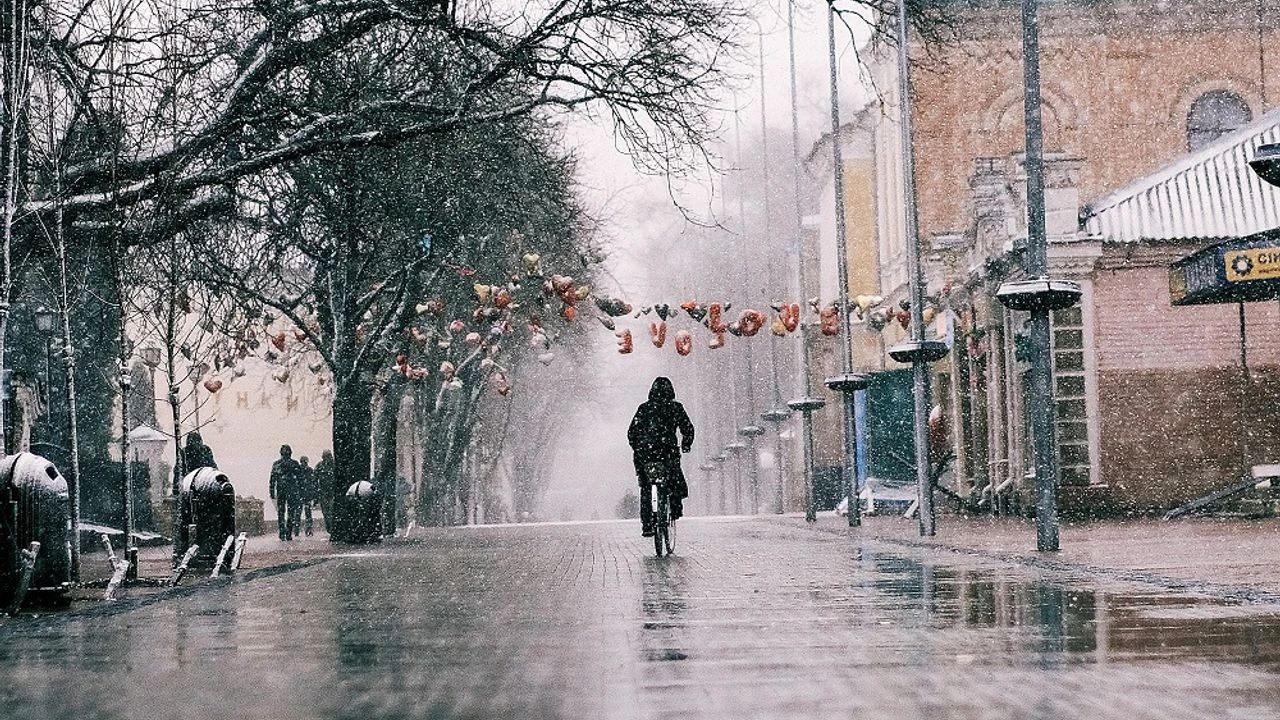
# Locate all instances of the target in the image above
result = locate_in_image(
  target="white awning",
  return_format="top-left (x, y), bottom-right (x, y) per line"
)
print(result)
top-left (1083, 109), bottom-right (1280, 242)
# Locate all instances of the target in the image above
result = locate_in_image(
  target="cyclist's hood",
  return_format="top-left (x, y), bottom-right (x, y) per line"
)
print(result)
top-left (648, 377), bottom-right (675, 402)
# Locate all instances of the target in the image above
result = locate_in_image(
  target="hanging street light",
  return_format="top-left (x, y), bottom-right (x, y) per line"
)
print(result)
top-left (761, 407), bottom-right (792, 513)
top-left (711, 453), bottom-right (729, 515)
top-left (738, 424), bottom-right (766, 513)
top-left (698, 462), bottom-right (717, 516)
top-left (725, 441), bottom-right (748, 514)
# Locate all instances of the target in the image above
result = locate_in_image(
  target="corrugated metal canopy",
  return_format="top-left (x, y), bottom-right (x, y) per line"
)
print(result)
top-left (1083, 109), bottom-right (1280, 242)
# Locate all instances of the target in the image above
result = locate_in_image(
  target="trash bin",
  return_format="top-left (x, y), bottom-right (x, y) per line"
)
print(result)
top-left (343, 481), bottom-right (381, 544)
top-left (177, 467), bottom-right (236, 570)
top-left (0, 452), bottom-right (72, 603)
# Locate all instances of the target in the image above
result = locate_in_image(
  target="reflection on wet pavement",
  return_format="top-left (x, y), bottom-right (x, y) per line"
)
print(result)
top-left (3, 518), bottom-right (1280, 719)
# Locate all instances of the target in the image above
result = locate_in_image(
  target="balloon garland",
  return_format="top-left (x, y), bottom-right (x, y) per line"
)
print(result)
top-left (203, 236), bottom-right (957, 401)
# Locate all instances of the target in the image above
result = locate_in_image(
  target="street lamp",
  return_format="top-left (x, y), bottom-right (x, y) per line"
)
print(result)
top-left (762, 407), bottom-right (791, 514)
top-left (711, 453), bottom-right (728, 515)
top-left (140, 341), bottom-right (162, 370)
top-left (188, 360), bottom-right (210, 428)
top-left (698, 462), bottom-right (717, 517)
top-left (139, 341), bottom-right (162, 446)
top-left (1249, 143), bottom-right (1280, 186)
top-left (33, 307), bottom-right (54, 412)
top-left (997, 0), bottom-right (1083, 552)
top-left (738, 424), bottom-right (765, 514)
top-left (888, 0), bottom-right (970, 539)
top-left (825, 372), bottom-right (871, 524)
top-left (787, 396), bottom-right (825, 521)
top-left (783, 0), bottom-right (822, 530)
top-left (725, 441), bottom-right (748, 514)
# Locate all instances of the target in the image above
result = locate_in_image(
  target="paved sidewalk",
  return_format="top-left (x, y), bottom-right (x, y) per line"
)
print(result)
top-left (816, 511), bottom-right (1280, 600)
top-left (53, 512), bottom-right (1280, 613)
top-left (8, 516), bottom-right (1280, 719)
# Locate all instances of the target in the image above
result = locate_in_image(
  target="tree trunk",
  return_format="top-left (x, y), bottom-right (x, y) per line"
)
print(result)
top-left (331, 376), bottom-right (373, 542)
top-left (371, 374), bottom-right (406, 536)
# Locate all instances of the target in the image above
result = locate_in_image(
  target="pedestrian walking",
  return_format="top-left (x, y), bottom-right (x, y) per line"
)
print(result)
top-left (627, 376), bottom-right (694, 537)
top-left (298, 455), bottom-right (317, 537)
top-left (314, 450), bottom-right (335, 533)
top-left (269, 445), bottom-right (302, 541)
top-left (184, 431), bottom-right (217, 471)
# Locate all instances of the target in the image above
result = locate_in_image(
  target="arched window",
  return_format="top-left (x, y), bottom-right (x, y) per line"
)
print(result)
top-left (1187, 90), bottom-right (1252, 151)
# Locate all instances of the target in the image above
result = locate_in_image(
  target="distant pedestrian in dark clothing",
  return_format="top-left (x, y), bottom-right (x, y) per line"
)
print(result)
top-left (298, 456), bottom-right (317, 537)
top-left (269, 444), bottom-right (302, 541)
top-left (314, 450), bottom-right (335, 533)
top-left (184, 432), bottom-right (216, 472)
top-left (627, 377), bottom-right (694, 536)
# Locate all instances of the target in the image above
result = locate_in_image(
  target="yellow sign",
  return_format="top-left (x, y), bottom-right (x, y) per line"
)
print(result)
top-left (1224, 246), bottom-right (1280, 282)
top-left (1169, 266), bottom-right (1187, 303)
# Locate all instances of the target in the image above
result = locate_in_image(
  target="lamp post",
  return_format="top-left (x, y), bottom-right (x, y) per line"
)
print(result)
top-left (711, 453), bottom-right (728, 514)
top-left (698, 462), bottom-right (716, 517)
top-left (822, 0), bottom-right (869, 529)
top-left (785, 0), bottom-right (820, 526)
top-left (33, 306), bottom-right (53, 414)
top-left (825, 372), bottom-right (871, 524)
top-left (34, 304), bottom-right (80, 579)
top-left (189, 360), bottom-right (209, 429)
top-left (140, 341), bottom-right (163, 464)
top-left (886, 0), bottom-right (952, 537)
top-left (762, 407), bottom-right (791, 513)
top-left (739, 424), bottom-right (765, 514)
top-left (787, 396), bottom-right (825, 521)
top-left (118, 356), bottom-right (137, 580)
top-left (995, 0), bottom-right (1082, 551)
top-left (725, 441), bottom-right (748, 514)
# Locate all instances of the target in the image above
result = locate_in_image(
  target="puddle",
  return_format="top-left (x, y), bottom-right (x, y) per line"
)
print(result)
top-left (871, 554), bottom-right (1280, 666)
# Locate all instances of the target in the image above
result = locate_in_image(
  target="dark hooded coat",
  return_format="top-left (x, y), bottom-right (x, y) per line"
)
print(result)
top-left (628, 377), bottom-right (694, 495)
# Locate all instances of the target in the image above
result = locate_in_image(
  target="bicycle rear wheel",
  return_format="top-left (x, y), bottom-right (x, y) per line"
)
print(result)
top-left (663, 512), bottom-right (675, 555)
top-left (651, 483), bottom-right (665, 556)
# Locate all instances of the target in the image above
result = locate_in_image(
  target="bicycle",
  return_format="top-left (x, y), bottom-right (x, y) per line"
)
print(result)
top-left (644, 461), bottom-right (676, 556)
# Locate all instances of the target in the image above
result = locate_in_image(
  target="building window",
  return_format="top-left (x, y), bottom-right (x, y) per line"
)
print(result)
top-left (1052, 306), bottom-right (1092, 486)
top-left (1186, 90), bottom-right (1252, 152)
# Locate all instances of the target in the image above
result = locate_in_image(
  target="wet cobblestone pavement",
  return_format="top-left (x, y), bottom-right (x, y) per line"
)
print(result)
top-left (6, 515), bottom-right (1280, 719)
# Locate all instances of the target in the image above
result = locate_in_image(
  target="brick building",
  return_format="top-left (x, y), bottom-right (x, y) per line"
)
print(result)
top-left (853, 0), bottom-right (1280, 513)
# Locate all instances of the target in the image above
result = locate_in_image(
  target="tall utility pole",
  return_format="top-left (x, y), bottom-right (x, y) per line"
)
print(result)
top-left (821, 0), bottom-right (869, 527)
top-left (885, 0), bottom-right (949, 536)
top-left (995, 0), bottom-right (1081, 551)
top-left (785, 0), bottom-right (824, 521)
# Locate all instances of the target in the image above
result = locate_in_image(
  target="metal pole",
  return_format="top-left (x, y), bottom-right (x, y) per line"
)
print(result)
top-left (1239, 302), bottom-right (1250, 478)
top-left (753, 26), bottom-right (770, 518)
top-left (774, 421), bottom-right (786, 513)
top-left (894, 0), bottom-right (936, 537)
top-left (786, 0), bottom-right (821, 523)
top-left (803, 406), bottom-right (818, 520)
top-left (825, 0), bottom-right (860, 527)
top-left (1021, 0), bottom-right (1061, 551)
top-left (719, 464), bottom-right (727, 514)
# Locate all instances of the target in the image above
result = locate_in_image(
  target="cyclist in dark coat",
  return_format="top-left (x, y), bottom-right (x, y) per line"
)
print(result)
top-left (627, 377), bottom-right (694, 536)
